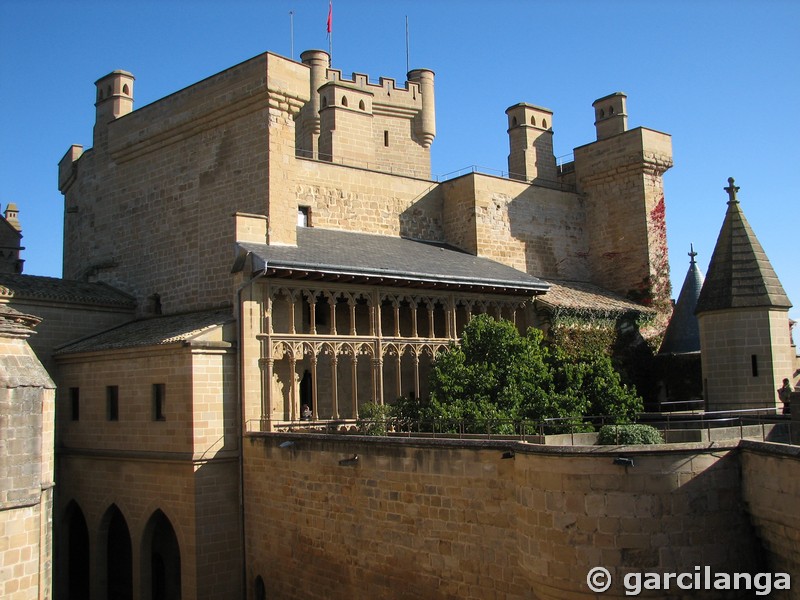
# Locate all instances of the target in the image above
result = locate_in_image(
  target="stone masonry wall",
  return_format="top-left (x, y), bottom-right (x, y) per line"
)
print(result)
top-left (442, 173), bottom-right (589, 282)
top-left (739, 441), bottom-right (800, 600)
top-left (243, 435), bottom-right (759, 600)
top-left (61, 54), bottom-right (272, 314)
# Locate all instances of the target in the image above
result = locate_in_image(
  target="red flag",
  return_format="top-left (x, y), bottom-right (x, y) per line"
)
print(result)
top-left (326, 1), bottom-right (332, 35)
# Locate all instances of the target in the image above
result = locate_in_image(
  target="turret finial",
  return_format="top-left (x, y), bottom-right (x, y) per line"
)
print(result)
top-left (688, 244), bottom-right (697, 264)
top-left (724, 177), bottom-right (739, 204)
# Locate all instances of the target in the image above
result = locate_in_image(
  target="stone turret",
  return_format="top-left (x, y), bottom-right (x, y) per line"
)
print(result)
top-left (592, 92), bottom-right (627, 140)
top-left (696, 178), bottom-right (793, 411)
top-left (407, 68), bottom-right (436, 149)
top-left (0, 203), bottom-right (23, 274)
top-left (93, 70), bottom-right (135, 147)
top-left (505, 103), bottom-right (556, 183)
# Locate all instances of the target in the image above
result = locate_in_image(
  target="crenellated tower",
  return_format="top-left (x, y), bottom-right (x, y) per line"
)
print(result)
top-left (295, 53), bottom-right (436, 179)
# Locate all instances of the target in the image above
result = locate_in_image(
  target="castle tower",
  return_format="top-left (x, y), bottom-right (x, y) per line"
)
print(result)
top-left (592, 92), bottom-right (628, 140)
top-left (93, 70), bottom-right (135, 147)
top-left (573, 92), bottom-right (673, 310)
top-left (407, 69), bottom-right (436, 149)
top-left (695, 178), bottom-right (793, 411)
top-left (505, 103), bottom-right (556, 183)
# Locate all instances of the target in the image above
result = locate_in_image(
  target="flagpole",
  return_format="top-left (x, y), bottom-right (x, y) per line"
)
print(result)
top-left (327, 1), bottom-right (333, 64)
top-left (405, 16), bottom-right (410, 74)
top-left (289, 10), bottom-right (294, 60)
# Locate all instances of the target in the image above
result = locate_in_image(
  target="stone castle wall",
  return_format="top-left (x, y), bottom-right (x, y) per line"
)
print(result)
top-left (60, 54), bottom-right (272, 314)
top-left (740, 440), bottom-right (800, 600)
top-left (243, 435), bottom-right (761, 600)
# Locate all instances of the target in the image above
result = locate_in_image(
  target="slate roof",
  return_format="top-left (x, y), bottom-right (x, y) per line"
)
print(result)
top-left (237, 227), bottom-right (549, 295)
top-left (0, 273), bottom-right (136, 308)
top-left (534, 279), bottom-right (654, 315)
top-left (56, 308), bottom-right (233, 354)
top-left (659, 249), bottom-right (704, 355)
top-left (695, 182), bottom-right (791, 314)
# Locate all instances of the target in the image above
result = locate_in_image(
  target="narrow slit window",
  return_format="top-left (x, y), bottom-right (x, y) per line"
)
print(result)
top-left (107, 385), bottom-right (119, 421)
top-left (751, 355), bottom-right (759, 377)
top-left (69, 387), bottom-right (80, 421)
top-left (384, 130), bottom-right (389, 147)
top-left (153, 383), bottom-right (166, 421)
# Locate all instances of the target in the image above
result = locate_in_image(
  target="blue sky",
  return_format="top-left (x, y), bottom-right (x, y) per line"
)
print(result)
top-left (2, 0), bottom-right (798, 320)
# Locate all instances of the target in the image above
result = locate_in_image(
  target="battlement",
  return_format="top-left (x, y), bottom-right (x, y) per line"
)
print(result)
top-left (326, 69), bottom-right (424, 109)
top-left (299, 50), bottom-right (435, 176)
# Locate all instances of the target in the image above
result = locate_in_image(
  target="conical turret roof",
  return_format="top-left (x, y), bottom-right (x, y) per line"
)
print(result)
top-left (695, 178), bottom-right (791, 314)
top-left (659, 246), bottom-right (704, 354)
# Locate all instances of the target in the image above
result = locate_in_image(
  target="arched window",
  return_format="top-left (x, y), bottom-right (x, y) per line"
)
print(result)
top-left (358, 99), bottom-right (365, 110)
top-left (123, 84), bottom-right (130, 95)
top-left (255, 575), bottom-right (266, 600)
top-left (321, 96), bottom-right (327, 108)
top-left (102, 505), bottom-right (133, 600)
top-left (530, 116), bottom-right (536, 126)
top-left (542, 119), bottom-right (548, 128)
top-left (609, 105), bottom-right (614, 115)
top-left (341, 96), bottom-right (348, 107)
top-left (64, 501), bottom-right (90, 600)
top-left (512, 116), bottom-right (518, 127)
top-left (143, 510), bottom-right (181, 600)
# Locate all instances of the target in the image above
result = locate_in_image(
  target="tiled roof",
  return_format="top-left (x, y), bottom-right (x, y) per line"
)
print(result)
top-left (56, 308), bottom-right (233, 354)
top-left (535, 279), bottom-right (654, 315)
top-left (659, 250), bottom-right (704, 355)
top-left (695, 188), bottom-right (791, 313)
top-left (237, 227), bottom-right (549, 295)
top-left (0, 274), bottom-right (136, 308)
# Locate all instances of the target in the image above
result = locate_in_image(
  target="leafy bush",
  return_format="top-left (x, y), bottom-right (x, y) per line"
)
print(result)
top-left (597, 424), bottom-right (664, 445)
top-left (356, 402), bottom-right (392, 436)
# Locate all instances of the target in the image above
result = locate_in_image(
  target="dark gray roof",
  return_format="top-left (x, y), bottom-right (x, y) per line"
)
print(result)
top-left (0, 274), bottom-right (136, 308)
top-left (237, 227), bottom-right (549, 295)
top-left (534, 279), bottom-right (655, 316)
top-left (695, 184), bottom-right (791, 314)
top-left (56, 309), bottom-right (233, 354)
top-left (659, 249), bottom-right (704, 355)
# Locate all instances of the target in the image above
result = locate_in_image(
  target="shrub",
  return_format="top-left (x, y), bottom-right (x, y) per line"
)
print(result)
top-left (356, 402), bottom-right (392, 436)
top-left (597, 424), bottom-right (664, 445)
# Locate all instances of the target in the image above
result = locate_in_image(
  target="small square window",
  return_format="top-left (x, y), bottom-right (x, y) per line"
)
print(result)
top-left (297, 206), bottom-right (312, 227)
top-left (106, 386), bottom-right (119, 421)
top-left (153, 383), bottom-right (166, 421)
top-left (69, 387), bottom-right (80, 421)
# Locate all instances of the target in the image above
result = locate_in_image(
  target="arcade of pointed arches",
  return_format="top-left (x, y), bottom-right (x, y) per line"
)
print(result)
top-left (257, 280), bottom-right (533, 428)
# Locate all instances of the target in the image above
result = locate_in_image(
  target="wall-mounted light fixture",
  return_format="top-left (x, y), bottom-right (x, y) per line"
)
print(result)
top-left (613, 456), bottom-right (634, 467)
top-left (338, 454), bottom-right (359, 466)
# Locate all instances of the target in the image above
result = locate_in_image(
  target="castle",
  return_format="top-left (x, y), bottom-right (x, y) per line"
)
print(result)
top-left (0, 48), bottom-right (797, 599)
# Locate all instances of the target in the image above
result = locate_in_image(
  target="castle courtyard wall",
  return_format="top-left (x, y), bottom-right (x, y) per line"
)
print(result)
top-left (243, 435), bottom-right (761, 600)
top-left (739, 440), bottom-right (800, 599)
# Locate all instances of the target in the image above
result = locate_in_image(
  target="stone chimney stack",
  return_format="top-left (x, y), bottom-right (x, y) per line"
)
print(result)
top-left (592, 92), bottom-right (628, 140)
top-left (4, 203), bottom-right (20, 232)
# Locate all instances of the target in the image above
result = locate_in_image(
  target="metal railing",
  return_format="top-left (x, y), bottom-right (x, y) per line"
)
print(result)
top-left (250, 409), bottom-right (797, 446)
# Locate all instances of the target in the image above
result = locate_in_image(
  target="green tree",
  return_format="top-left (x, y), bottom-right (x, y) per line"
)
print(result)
top-left (416, 315), bottom-right (643, 432)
